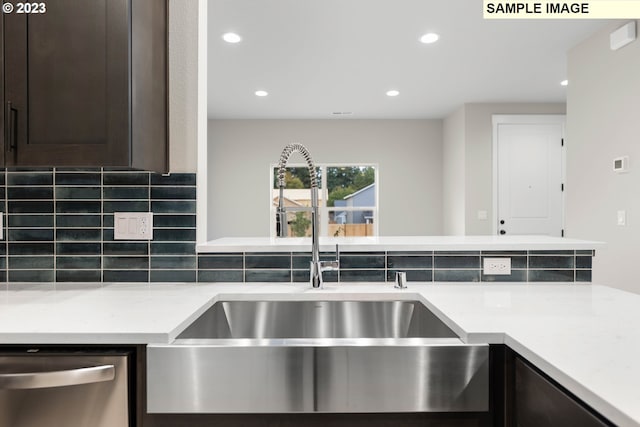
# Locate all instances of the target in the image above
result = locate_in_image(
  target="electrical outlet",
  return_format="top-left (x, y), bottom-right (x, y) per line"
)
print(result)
top-left (483, 257), bottom-right (511, 275)
top-left (114, 212), bottom-right (153, 240)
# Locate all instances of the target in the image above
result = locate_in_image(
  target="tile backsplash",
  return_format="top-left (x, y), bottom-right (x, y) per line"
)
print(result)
top-left (1, 168), bottom-right (196, 283)
top-left (0, 168), bottom-right (592, 284)
top-left (198, 250), bottom-right (593, 283)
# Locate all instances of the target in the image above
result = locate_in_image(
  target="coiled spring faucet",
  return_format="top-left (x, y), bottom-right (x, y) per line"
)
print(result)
top-left (276, 143), bottom-right (339, 288)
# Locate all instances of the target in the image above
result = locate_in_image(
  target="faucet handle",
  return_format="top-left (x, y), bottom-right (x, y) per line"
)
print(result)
top-left (319, 244), bottom-right (340, 273)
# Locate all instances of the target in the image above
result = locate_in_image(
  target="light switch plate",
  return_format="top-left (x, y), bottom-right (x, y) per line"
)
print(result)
top-left (617, 210), bottom-right (627, 226)
top-left (114, 212), bottom-right (153, 240)
top-left (483, 257), bottom-right (511, 275)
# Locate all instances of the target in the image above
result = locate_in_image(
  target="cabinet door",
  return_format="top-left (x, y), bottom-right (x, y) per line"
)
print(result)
top-left (3, 0), bottom-right (130, 166)
top-left (514, 357), bottom-right (610, 427)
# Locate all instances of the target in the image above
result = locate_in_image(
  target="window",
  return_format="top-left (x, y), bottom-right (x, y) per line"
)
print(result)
top-left (271, 164), bottom-right (378, 238)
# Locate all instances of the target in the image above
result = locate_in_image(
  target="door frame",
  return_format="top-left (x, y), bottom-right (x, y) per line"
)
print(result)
top-left (492, 114), bottom-right (566, 236)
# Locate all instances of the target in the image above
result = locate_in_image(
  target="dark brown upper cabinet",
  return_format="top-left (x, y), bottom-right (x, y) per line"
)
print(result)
top-left (1, 0), bottom-right (168, 172)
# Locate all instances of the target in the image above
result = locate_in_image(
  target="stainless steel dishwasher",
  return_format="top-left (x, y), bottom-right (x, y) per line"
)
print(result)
top-left (0, 348), bottom-right (131, 427)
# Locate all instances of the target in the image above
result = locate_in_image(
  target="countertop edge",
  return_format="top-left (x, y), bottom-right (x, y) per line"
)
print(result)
top-left (197, 236), bottom-right (605, 253)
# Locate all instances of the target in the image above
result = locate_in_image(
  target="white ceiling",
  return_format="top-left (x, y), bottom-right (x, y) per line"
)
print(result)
top-left (208, 0), bottom-right (607, 119)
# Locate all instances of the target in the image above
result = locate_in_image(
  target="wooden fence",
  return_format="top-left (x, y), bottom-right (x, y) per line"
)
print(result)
top-left (328, 224), bottom-right (374, 237)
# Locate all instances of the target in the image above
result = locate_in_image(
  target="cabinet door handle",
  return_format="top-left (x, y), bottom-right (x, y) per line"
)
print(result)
top-left (0, 364), bottom-right (115, 390)
top-left (5, 101), bottom-right (18, 153)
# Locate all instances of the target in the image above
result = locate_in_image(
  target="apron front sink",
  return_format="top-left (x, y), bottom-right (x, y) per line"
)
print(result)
top-left (147, 299), bottom-right (488, 414)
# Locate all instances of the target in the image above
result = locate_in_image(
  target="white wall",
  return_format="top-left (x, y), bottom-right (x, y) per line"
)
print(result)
top-left (443, 106), bottom-right (466, 235)
top-left (168, 0), bottom-right (199, 173)
top-left (207, 119), bottom-right (442, 239)
top-left (566, 21), bottom-right (640, 294)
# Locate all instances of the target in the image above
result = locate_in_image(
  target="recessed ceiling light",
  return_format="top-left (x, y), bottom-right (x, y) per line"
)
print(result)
top-left (255, 90), bottom-right (269, 97)
top-left (386, 90), bottom-right (400, 97)
top-left (560, 80), bottom-right (569, 86)
top-left (222, 32), bottom-right (242, 43)
top-left (419, 33), bottom-right (440, 44)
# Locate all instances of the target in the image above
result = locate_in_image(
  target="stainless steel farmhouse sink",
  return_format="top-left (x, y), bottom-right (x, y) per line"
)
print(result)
top-left (147, 300), bottom-right (488, 414)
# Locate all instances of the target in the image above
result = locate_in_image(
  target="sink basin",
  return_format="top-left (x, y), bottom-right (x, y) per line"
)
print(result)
top-left (177, 300), bottom-right (458, 340)
top-left (147, 299), bottom-right (488, 414)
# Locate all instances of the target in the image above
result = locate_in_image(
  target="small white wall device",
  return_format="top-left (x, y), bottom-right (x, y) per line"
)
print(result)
top-left (610, 21), bottom-right (636, 51)
top-left (613, 156), bottom-right (629, 173)
top-left (114, 212), bottom-right (154, 240)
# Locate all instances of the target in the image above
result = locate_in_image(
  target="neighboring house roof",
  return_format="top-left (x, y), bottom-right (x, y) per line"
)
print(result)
top-left (343, 183), bottom-right (375, 200)
top-left (272, 196), bottom-right (304, 208)
top-left (271, 188), bottom-right (327, 203)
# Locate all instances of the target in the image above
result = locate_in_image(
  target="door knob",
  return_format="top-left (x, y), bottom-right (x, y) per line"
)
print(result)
top-left (499, 220), bottom-right (505, 225)
top-left (499, 230), bottom-right (506, 235)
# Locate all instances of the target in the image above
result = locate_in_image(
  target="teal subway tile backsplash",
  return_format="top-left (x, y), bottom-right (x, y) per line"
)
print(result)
top-left (1, 168), bottom-right (196, 283)
top-left (103, 242), bottom-right (149, 256)
top-left (0, 168), bottom-right (593, 284)
top-left (151, 187), bottom-right (196, 199)
top-left (56, 270), bottom-right (102, 283)
top-left (151, 173), bottom-right (196, 186)
top-left (387, 269), bottom-right (432, 282)
top-left (56, 242), bottom-right (102, 255)
top-left (339, 254), bottom-right (386, 269)
top-left (150, 270), bottom-right (197, 283)
top-left (56, 256), bottom-right (102, 269)
top-left (245, 254), bottom-right (291, 269)
top-left (434, 269), bottom-right (481, 282)
top-left (434, 255), bottom-right (481, 269)
top-left (340, 270), bottom-right (386, 282)
top-left (103, 172), bottom-right (148, 186)
top-left (9, 243), bottom-right (54, 255)
top-left (7, 173), bottom-right (53, 186)
top-left (576, 256), bottom-right (592, 269)
top-left (103, 187), bottom-right (149, 200)
top-left (103, 270), bottom-right (149, 282)
top-left (55, 201), bottom-right (101, 213)
top-left (528, 270), bottom-right (575, 282)
top-left (151, 242), bottom-right (195, 255)
top-left (529, 255), bottom-right (575, 269)
top-left (55, 187), bottom-right (102, 200)
top-left (198, 254), bottom-right (243, 269)
top-left (387, 255), bottom-right (433, 269)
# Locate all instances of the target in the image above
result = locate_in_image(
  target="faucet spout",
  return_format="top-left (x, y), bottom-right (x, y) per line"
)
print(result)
top-left (276, 143), bottom-right (337, 288)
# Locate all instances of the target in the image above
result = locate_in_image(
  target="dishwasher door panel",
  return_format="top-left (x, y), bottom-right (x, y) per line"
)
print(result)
top-left (0, 354), bottom-right (129, 427)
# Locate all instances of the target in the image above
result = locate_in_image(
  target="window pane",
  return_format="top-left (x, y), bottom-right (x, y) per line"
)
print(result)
top-left (326, 166), bottom-right (376, 208)
top-left (272, 165), bottom-right (377, 238)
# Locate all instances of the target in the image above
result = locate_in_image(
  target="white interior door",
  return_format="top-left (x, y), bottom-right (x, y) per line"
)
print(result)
top-left (494, 116), bottom-right (565, 236)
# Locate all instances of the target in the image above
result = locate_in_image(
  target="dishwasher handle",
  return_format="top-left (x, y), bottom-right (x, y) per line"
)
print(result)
top-left (0, 364), bottom-right (115, 390)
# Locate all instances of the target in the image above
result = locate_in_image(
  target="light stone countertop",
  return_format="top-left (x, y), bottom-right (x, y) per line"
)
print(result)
top-left (197, 235), bottom-right (603, 252)
top-left (0, 282), bottom-right (638, 426)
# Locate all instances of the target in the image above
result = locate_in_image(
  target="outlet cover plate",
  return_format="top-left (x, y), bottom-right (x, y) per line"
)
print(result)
top-left (483, 257), bottom-right (511, 275)
top-left (114, 212), bottom-right (153, 240)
